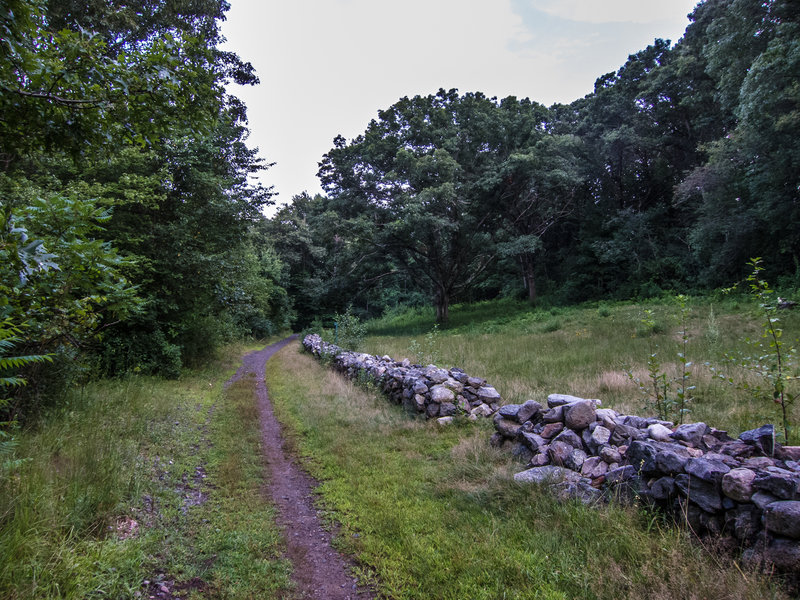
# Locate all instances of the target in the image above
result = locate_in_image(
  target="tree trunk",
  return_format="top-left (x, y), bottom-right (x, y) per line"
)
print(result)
top-left (522, 255), bottom-right (537, 304)
top-left (434, 289), bottom-right (449, 324)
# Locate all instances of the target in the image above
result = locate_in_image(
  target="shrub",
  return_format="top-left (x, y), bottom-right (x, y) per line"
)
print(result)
top-left (715, 259), bottom-right (798, 443)
top-left (333, 306), bottom-right (367, 351)
top-left (96, 326), bottom-right (182, 379)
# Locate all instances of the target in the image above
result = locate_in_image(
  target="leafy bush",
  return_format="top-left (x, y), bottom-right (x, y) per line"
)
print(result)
top-left (96, 326), bottom-right (182, 379)
top-left (634, 308), bottom-right (666, 337)
top-left (1, 318), bottom-right (51, 473)
top-left (333, 306), bottom-right (367, 351)
top-left (408, 325), bottom-right (441, 365)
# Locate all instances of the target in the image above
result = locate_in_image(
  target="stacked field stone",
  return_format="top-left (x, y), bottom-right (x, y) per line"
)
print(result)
top-left (494, 393), bottom-right (800, 571)
top-left (302, 334), bottom-right (501, 421)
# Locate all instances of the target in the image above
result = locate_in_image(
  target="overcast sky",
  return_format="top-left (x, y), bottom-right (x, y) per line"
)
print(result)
top-left (221, 0), bottom-right (699, 210)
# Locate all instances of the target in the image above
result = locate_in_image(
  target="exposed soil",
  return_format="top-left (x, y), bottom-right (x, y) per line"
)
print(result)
top-left (227, 336), bottom-right (374, 600)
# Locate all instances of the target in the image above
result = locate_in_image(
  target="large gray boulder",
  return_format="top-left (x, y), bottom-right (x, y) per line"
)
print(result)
top-left (753, 471), bottom-right (800, 500)
top-left (477, 385), bottom-right (502, 402)
top-left (685, 457), bottom-right (731, 483)
top-left (675, 474), bottom-right (722, 513)
top-left (721, 468), bottom-right (757, 502)
top-left (430, 384), bottom-right (455, 403)
top-left (763, 501), bottom-right (800, 539)
top-left (494, 415), bottom-right (521, 438)
top-left (517, 399), bottom-right (542, 424)
top-left (672, 422), bottom-right (709, 447)
top-left (513, 465), bottom-right (582, 485)
top-left (739, 424), bottom-right (775, 456)
top-left (565, 400), bottom-right (597, 430)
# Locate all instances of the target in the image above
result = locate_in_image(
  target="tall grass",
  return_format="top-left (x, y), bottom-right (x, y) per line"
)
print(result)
top-left (268, 343), bottom-right (788, 600)
top-left (0, 340), bottom-right (292, 599)
top-left (361, 298), bottom-right (800, 441)
top-left (0, 376), bottom-right (162, 597)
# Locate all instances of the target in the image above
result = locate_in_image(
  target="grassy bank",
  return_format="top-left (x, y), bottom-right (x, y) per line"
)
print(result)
top-left (267, 342), bottom-right (788, 599)
top-left (360, 297), bottom-right (800, 443)
top-left (0, 340), bottom-right (292, 599)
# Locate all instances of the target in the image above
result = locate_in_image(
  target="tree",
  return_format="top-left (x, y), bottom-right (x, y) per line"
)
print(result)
top-left (485, 132), bottom-right (585, 303)
top-left (680, 0), bottom-right (800, 284)
top-left (319, 90), bottom-right (503, 323)
top-left (0, 0), bottom-right (242, 170)
top-left (1, 0), bottom-right (285, 386)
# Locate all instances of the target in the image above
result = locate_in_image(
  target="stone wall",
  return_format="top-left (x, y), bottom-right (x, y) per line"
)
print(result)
top-left (302, 334), bottom-right (501, 420)
top-left (302, 333), bottom-right (800, 572)
top-left (493, 394), bottom-right (800, 571)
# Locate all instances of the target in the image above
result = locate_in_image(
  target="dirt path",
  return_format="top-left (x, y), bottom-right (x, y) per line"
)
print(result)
top-left (227, 336), bottom-right (373, 600)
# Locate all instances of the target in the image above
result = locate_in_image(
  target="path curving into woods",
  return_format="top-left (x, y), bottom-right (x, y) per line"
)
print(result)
top-left (226, 336), bottom-right (373, 600)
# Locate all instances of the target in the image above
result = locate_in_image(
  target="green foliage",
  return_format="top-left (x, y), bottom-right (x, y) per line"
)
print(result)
top-left (0, 0), bottom-right (290, 399)
top-left (0, 0), bottom-right (237, 165)
top-left (96, 326), bottom-right (182, 379)
top-left (634, 309), bottom-right (663, 337)
top-left (0, 319), bottom-right (52, 390)
top-left (408, 325), bottom-right (442, 366)
top-left (674, 295), bottom-right (694, 424)
top-left (333, 306), bottom-right (367, 351)
top-left (0, 200), bottom-right (137, 414)
top-left (714, 259), bottom-right (799, 442)
top-left (0, 318), bottom-right (51, 475)
top-left (705, 304), bottom-right (721, 346)
top-left (628, 296), bottom-right (694, 424)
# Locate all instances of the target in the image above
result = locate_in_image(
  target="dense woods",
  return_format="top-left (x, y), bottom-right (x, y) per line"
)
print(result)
top-left (2, 0), bottom-right (799, 414)
top-left (1, 0), bottom-right (290, 417)
top-left (271, 0), bottom-right (800, 326)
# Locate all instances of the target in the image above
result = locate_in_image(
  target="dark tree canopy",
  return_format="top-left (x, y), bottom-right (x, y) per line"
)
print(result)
top-left (1, 0), bottom-right (289, 415)
top-left (273, 0), bottom-right (800, 326)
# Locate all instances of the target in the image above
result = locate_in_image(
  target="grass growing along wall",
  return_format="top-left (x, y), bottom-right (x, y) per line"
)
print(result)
top-left (0, 340), bottom-right (292, 599)
top-left (267, 342), bottom-right (787, 600)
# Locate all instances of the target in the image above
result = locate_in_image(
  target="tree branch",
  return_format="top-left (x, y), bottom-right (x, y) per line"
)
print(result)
top-left (5, 86), bottom-right (106, 107)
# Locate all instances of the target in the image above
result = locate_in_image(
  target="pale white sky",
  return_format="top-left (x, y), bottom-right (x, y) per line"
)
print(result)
top-left (221, 0), bottom-right (698, 210)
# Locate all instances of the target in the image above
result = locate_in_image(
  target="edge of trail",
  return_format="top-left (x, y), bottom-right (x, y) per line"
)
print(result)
top-left (226, 335), bottom-right (374, 600)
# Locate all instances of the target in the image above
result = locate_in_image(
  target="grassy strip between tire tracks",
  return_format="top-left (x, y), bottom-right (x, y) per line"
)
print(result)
top-left (267, 341), bottom-right (789, 600)
top-left (0, 340), bottom-right (293, 599)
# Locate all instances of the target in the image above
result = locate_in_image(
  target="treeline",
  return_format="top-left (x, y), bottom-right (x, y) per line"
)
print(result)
top-left (1, 0), bottom-right (291, 417)
top-left (269, 0), bottom-right (800, 326)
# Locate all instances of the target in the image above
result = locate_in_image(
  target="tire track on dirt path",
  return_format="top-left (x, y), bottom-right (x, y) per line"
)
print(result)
top-left (227, 336), bottom-right (374, 600)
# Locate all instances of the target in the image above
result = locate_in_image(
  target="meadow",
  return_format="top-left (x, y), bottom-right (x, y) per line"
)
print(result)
top-left (360, 296), bottom-right (800, 443)
top-left (264, 294), bottom-right (798, 598)
top-left (0, 340), bottom-right (293, 599)
top-left (1, 295), bottom-right (797, 599)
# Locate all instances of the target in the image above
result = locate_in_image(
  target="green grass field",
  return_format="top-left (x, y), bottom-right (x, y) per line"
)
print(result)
top-left (0, 340), bottom-right (293, 599)
top-left (2, 295), bottom-right (797, 599)
top-left (361, 296), bottom-right (800, 443)
top-left (270, 295), bottom-right (798, 598)
top-left (267, 340), bottom-right (789, 599)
